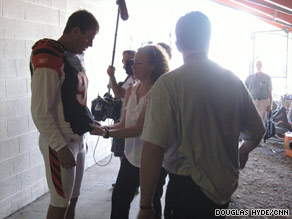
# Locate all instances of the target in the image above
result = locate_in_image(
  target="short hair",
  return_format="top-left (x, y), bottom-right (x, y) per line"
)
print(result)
top-left (122, 50), bottom-right (136, 57)
top-left (137, 45), bottom-right (169, 84)
top-left (157, 43), bottom-right (172, 59)
top-left (63, 10), bottom-right (99, 34)
top-left (175, 11), bottom-right (211, 53)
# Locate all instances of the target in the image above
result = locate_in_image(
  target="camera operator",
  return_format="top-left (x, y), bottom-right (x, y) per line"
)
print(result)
top-left (108, 50), bottom-right (136, 99)
top-left (157, 42), bottom-right (172, 60)
top-left (90, 45), bottom-right (169, 219)
top-left (106, 50), bottom-right (136, 188)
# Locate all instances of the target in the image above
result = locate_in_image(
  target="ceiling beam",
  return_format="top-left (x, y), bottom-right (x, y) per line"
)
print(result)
top-left (244, 0), bottom-right (292, 15)
top-left (236, 0), bottom-right (292, 25)
top-left (210, 0), bottom-right (292, 32)
top-left (265, 0), bottom-right (292, 12)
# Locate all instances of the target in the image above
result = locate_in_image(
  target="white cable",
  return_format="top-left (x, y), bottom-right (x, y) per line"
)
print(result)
top-left (92, 119), bottom-right (114, 167)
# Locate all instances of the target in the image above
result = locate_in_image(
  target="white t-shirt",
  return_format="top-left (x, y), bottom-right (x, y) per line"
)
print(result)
top-left (121, 76), bottom-right (135, 90)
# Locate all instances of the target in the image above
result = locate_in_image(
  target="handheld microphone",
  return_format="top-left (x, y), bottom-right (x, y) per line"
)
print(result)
top-left (116, 0), bottom-right (129, 21)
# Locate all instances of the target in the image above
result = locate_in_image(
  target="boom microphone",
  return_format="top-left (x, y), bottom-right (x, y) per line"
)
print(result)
top-left (117, 0), bottom-right (129, 21)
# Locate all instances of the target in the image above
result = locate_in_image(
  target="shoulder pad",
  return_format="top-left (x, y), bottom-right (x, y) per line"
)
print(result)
top-left (31, 39), bottom-right (64, 78)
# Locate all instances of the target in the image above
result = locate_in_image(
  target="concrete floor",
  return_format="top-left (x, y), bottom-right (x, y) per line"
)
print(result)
top-left (6, 155), bottom-right (166, 219)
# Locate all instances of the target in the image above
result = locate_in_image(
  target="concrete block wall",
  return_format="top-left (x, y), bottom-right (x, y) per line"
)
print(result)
top-left (0, 0), bottom-right (118, 218)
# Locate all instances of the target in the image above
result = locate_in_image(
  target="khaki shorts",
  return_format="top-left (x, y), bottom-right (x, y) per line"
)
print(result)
top-left (254, 98), bottom-right (270, 121)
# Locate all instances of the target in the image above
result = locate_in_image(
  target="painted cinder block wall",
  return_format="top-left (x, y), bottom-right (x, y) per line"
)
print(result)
top-left (0, 0), bottom-right (118, 218)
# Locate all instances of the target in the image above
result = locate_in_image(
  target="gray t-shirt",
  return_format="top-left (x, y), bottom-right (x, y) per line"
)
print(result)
top-left (141, 56), bottom-right (265, 205)
top-left (245, 72), bottom-right (272, 99)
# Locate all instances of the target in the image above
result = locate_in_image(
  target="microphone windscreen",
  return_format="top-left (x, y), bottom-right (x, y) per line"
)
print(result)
top-left (117, 0), bottom-right (129, 20)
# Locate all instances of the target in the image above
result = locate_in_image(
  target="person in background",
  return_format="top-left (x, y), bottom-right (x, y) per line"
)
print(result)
top-left (30, 10), bottom-right (99, 219)
top-left (108, 50), bottom-right (136, 99)
top-left (157, 42), bottom-right (172, 60)
top-left (138, 11), bottom-right (265, 219)
top-left (90, 45), bottom-right (169, 219)
top-left (245, 60), bottom-right (273, 121)
top-left (288, 103), bottom-right (292, 123)
top-left (107, 50), bottom-right (136, 188)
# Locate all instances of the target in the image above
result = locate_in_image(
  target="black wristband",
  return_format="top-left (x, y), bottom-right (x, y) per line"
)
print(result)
top-left (103, 127), bottom-right (110, 138)
top-left (140, 205), bottom-right (153, 210)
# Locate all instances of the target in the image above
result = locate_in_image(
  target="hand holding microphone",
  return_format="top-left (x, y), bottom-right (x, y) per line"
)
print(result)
top-left (107, 65), bottom-right (116, 78)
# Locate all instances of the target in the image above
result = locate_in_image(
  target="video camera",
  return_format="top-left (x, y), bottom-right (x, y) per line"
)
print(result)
top-left (91, 92), bottom-right (122, 122)
top-left (91, 59), bottom-right (134, 122)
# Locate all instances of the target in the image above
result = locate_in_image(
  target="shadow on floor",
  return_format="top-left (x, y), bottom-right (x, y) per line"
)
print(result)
top-left (6, 156), bottom-right (165, 219)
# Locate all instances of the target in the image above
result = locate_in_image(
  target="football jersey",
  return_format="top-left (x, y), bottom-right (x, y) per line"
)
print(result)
top-left (30, 39), bottom-right (94, 151)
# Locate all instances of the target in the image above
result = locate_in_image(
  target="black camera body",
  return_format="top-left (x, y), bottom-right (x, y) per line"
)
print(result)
top-left (91, 60), bottom-right (133, 122)
top-left (91, 92), bottom-right (122, 122)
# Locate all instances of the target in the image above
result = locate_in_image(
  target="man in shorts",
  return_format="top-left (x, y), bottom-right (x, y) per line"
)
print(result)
top-left (245, 60), bottom-right (273, 121)
top-left (30, 10), bottom-right (99, 219)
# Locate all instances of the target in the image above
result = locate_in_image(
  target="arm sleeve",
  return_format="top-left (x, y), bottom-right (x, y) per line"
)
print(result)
top-left (31, 67), bottom-right (67, 151)
top-left (268, 75), bottom-right (272, 92)
top-left (141, 78), bottom-right (176, 150)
